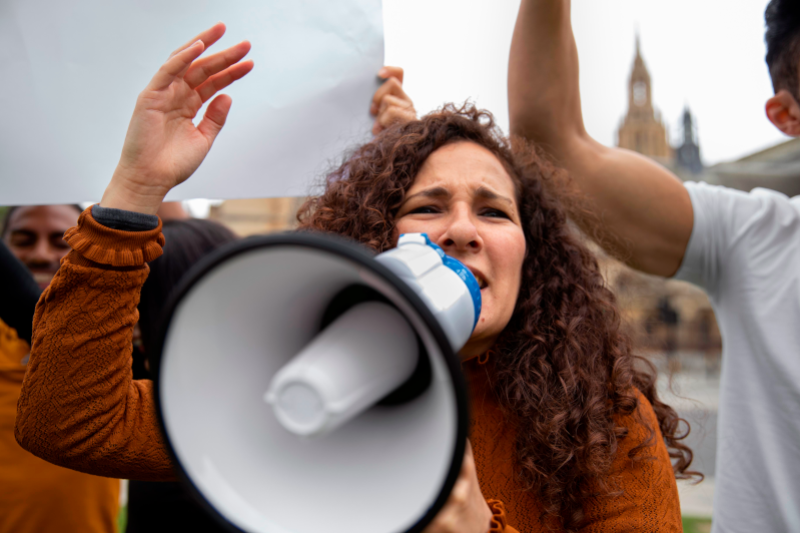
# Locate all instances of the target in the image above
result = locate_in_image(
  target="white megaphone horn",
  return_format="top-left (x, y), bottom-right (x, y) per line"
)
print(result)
top-left (153, 232), bottom-right (481, 533)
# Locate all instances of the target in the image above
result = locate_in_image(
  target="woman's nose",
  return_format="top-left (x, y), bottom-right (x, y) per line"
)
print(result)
top-left (26, 238), bottom-right (60, 266)
top-left (438, 209), bottom-right (482, 254)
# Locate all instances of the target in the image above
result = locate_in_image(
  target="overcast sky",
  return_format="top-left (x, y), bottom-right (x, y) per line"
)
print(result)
top-left (385, 0), bottom-right (788, 166)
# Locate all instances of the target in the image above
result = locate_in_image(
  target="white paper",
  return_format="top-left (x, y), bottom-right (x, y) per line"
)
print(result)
top-left (382, 0), bottom-right (519, 138)
top-left (0, 0), bottom-right (383, 205)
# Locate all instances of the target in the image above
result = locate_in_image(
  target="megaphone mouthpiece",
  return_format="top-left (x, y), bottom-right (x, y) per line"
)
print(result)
top-left (377, 233), bottom-right (481, 350)
top-left (265, 301), bottom-right (419, 437)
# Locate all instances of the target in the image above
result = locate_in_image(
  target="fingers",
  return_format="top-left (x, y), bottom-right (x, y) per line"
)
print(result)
top-left (169, 22), bottom-right (226, 59)
top-left (372, 94), bottom-right (416, 135)
top-left (379, 66), bottom-right (405, 84)
top-left (185, 40), bottom-right (252, 89)
top-left (148, 40), bottom-right (206, 91)
top-left (371, 69), bottom-right (410, 115)
top-left (149, 22), bottom-right (231, 90)
top-left (371, 67), bottom-right (416, 135)
top-left (377, 94), bottom-right (414, 118)
top-left (195, 59), bottom-right (255, 103)
top-left (197, 94), bottom-right (233, 146)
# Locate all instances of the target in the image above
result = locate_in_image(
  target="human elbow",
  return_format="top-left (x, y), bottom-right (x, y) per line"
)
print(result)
top-left (14, 382), bottom-right (83, 468)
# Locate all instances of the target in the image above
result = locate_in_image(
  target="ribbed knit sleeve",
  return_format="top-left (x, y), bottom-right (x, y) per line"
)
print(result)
top-left (15, 207), bottom-right (175, 481)
top-left (487, 500), bottom-right (519, 533)
top-left (64, 208), bottom-right (165, 267)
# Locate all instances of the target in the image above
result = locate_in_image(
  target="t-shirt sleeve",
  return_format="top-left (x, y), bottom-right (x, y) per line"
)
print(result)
top-left (673, 182), bottom-right (797, 295)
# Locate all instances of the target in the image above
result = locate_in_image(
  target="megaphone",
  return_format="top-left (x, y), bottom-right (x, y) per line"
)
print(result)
top-left (153, 232), bottom-right (481, 533)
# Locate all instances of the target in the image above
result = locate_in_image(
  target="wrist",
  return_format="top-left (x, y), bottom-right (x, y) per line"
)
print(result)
top-left (482, 500), bottom-right (493, 533)
top-left (100, 169), bottom-right (169, 216)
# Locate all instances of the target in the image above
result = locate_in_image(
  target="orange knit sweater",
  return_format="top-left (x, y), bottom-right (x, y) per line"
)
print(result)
top-left (15, 209), bottom-right (682, 532)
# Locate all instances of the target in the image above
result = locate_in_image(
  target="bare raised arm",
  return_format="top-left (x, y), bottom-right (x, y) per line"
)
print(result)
top-left (508, 0), bottom-right (693, 276)
top-left (101, 23), bottom-right (254, 215)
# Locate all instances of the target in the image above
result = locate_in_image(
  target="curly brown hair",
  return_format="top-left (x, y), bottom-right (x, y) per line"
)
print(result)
top-left (297, 104), bottom-right (697, 531)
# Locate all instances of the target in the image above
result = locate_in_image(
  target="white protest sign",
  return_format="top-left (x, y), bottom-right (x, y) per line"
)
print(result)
top-left (383, 0), bottom-right (520, 138)
top-left (0, 0), bottom-right (383, 205)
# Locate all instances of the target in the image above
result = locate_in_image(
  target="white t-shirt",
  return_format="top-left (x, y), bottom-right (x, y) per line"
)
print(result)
top-left (675, 182), bottom-right (800, 532)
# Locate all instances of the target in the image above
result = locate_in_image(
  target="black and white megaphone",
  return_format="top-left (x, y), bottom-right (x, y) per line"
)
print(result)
top-left (153, 232), bottom-right (482, 533)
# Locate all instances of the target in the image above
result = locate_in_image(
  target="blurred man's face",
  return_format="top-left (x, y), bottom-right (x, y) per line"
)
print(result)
top-left (3, 206), bottom-right (80, 289)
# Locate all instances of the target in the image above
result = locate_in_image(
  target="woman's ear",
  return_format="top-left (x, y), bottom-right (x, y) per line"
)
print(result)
top-left (766, 89), bottom-right (800, 136)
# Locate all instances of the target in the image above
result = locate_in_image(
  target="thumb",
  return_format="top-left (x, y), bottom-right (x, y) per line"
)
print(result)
top-left (197, 94), bottom-right (233, 146)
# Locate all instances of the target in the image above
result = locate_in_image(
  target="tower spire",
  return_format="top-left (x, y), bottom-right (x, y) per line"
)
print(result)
top-left (617, 31), bottom-right (670, 160)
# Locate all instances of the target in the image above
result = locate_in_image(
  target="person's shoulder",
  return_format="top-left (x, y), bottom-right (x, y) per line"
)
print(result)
top-left (686, 182), bottom-right (800, 252)
top-left (611, 388), bottom-right (669, 465)
top-left (685, 181), bottom-right (798, 213)
top-left (582, 389), bottom-right (682, 531)
top-left (608, 390), bottom-right (680, 509)
top-left (0, 318), bottom-right (30, 370)
top-left (684, 180), bottom-right (779, 207)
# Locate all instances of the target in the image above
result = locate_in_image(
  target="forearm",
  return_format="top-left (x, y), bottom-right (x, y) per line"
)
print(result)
top-left (509, 0), bottom-right (584, 146)
top-left (15, 208), bottom-right (175, 481)
top-left (508, 0), bottom-right (692, 276)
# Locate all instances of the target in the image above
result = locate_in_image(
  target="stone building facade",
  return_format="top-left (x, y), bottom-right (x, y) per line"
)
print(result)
top-left (208, 197), bottom-right (306, 236)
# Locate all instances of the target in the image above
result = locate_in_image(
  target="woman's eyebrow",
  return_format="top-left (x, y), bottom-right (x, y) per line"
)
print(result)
top-left (405, 187), bottom-right (451, 202)
top-left (476, 186), bottom-right (513, 205)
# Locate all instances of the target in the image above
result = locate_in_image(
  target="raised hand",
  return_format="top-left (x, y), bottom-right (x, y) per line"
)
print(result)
top-left (371, 66), bottom-right (417, 135)
top-left (423, 441), bottom-right (493, 533)
top-left (100, 23), bottom-right (254, 215)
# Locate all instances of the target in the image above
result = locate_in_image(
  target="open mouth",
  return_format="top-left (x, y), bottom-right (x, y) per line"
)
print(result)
top-left (32, 272), bottom-right (55, 289)
top-left (469, 269), bottom-right (488, 290)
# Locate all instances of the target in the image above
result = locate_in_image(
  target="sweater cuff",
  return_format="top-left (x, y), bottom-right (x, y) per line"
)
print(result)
top-left (487, 499), bottom-right (509, 532)
top-left (63, 206), bottom-right (165, 267)
top-left (91, 204), bottom-right (159, 231)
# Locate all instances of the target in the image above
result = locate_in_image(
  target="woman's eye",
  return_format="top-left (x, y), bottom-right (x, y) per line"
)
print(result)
top-left (482, 208), bottom-right (510, 219)
top-left (9, 235), bottom-right (34, 248)
top-left (50, 237), bottom-right (71, 250)
top-left (409, 206), bottom-right (439, 215)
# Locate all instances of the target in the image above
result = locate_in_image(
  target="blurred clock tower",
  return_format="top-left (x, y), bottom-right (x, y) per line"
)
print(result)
top-left (616, 36), bottom-right (672, 160)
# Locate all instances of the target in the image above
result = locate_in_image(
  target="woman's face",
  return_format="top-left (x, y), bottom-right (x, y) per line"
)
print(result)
top-left (395, 141), bottom-right (527, 359)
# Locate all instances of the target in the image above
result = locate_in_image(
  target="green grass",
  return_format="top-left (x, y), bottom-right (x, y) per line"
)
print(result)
top-left (682, 515), bottom-right (712, 533)
top-left (117, 506), bottom-right (127, 533)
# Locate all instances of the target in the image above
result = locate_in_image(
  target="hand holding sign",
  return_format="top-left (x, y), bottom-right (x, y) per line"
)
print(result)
top-left (371, 66), bottom-right (417, 135)
top-left (100, 23), bottom-right (254, 215)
